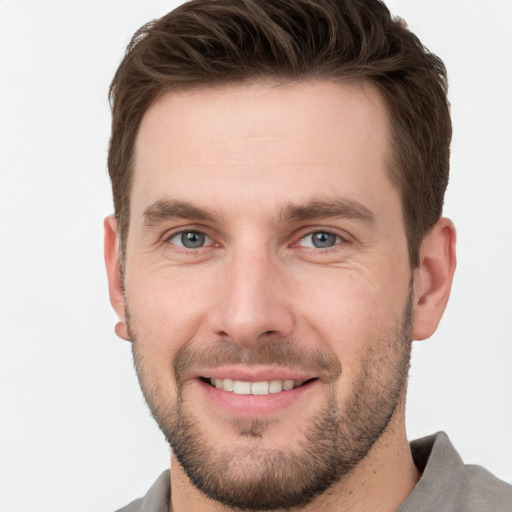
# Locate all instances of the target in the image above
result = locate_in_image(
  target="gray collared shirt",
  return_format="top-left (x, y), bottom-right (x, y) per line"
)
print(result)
top-left (115, 432), bottom-right (512, 511)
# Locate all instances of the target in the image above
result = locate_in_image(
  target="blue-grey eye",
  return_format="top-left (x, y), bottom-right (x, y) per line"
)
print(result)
top-left (170, 231), bottom-right (210, 249)
top-left (301, 231), bottom-right (340, 248)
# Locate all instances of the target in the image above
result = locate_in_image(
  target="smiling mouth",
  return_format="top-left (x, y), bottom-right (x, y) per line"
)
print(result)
top-left (201, 377), bottom-right (316, 395)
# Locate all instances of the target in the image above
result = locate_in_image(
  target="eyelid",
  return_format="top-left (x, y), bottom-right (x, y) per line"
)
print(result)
top-left (162, 226), bottom-right (216, 247)
top-left (299, 232), bottom-right (341, 248)
top-left (173, 231), bottom-right (212, 247)
top-left (292, 227), bottom-right (351, 247)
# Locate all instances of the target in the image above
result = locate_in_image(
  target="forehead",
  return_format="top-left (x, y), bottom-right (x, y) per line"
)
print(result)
top-left (131, 80), bottom-right (398, 222)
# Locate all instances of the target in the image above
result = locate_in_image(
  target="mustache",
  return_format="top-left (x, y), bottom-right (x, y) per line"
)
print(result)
top-left (173, 339), bottom-right (342, 384)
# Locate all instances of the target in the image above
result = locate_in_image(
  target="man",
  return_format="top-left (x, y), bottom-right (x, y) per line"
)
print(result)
top-left (104, 0), bottom-right (512, 510)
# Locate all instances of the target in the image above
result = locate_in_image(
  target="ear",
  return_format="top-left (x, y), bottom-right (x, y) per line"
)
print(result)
top-left (104, 215), bottom-right (130, 341)
top-left (412, 217), bottom-right (457, 340)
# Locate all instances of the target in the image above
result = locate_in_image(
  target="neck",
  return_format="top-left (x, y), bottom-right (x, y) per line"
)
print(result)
top-left (169, 405), bottom-right (419, 512)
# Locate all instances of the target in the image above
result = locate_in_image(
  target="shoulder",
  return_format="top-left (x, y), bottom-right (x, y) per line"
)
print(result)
top-left (116, 497), bottom-right (143, 512)
top-left (458, 464), bottom-right (512, 510)
top-left (401, 432), bottom-right (512, 512)
top-left (114, 470), bottom-right (171, 512)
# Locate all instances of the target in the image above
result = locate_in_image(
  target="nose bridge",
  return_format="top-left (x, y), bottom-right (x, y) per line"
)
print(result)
top-left (211, 241), bottom-right (293, 344)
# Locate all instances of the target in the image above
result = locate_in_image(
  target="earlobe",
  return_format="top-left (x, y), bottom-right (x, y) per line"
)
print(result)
top-left (412, 218), bottom-right (457, 341)
top-left (104, 215), bottom-right (130, 341)
top-left (115, 321), bottom-right (130, 341)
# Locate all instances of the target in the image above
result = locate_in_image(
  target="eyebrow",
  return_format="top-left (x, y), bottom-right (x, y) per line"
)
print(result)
top-left (143, 199), bottom-right (219, 227)
top-left (142, 197), bottom-right (375, 227)
top-left (275, 198), bottom-right (375, 225)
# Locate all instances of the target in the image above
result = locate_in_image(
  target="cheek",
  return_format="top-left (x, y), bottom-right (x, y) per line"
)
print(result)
top-left (125, 269), bottom-right (213, 359)
top-left (294, 267), bottom-right (409, 367)
top-left (126, 272), bottom-right (215, 404)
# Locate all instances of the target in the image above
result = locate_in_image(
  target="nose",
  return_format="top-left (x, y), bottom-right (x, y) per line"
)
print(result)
top-left (207, 246), bottom-right (295, 346)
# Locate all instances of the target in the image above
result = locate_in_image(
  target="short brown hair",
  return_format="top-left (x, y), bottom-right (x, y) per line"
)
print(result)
top-left (108, 0), bottom-right (451, 266)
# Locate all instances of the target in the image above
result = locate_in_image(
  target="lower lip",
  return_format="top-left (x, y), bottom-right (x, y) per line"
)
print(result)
top-left (197, 379), bottom-right (318, 417)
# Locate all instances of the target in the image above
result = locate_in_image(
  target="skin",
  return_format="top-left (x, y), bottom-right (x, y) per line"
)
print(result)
top-left (105, 80), bottom-right (456, 511)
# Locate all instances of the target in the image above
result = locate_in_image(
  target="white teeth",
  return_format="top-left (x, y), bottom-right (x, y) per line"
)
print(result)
top-left (208, 378), bottom-right (306, 395)
top-left (282, 379), bottom-right (294, 391)
top-left (251, 381), bottom-right (269, 395)
top-left (233, 380), bottom-right (251, 395)
top-left (223, 378), bottom-right (234, 391)
top-left (269, 380), bottom-right (283, 393)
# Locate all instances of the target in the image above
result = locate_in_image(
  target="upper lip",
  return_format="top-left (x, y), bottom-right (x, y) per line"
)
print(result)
top-left (193, 366), bottom-right (316, 382)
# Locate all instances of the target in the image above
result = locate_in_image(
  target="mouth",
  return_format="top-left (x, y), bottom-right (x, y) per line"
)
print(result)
top-left (200, 377), bottom-right (317, 395)
top-left (193, 366), bottom-right (321, 417)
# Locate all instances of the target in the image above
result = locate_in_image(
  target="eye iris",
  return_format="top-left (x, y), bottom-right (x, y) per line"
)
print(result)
top-left (181, 231), bottom-right (205, 248)
top-left (312, 232), bottom-right (337, 248)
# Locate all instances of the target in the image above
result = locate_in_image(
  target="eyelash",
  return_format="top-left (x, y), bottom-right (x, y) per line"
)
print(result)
top-left (295, 231), bottom-right (345, 250)
top-left (165, 229), bottom-right (215, 250)
top-left (163, 227), bottom-right (348, 253)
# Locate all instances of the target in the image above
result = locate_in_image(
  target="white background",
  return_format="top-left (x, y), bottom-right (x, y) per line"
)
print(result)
top-left (0, 1), bottom-right (511, 510)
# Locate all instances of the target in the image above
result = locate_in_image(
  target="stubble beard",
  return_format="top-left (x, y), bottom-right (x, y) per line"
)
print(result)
top-left (130, 291), bottom-right (413, 511)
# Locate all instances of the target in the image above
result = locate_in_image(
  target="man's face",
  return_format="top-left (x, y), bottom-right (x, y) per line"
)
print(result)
top-left (121, 81), bottom-right (414, 509)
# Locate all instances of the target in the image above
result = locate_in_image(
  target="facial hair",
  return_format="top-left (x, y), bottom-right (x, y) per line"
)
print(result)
top-left (130, 290), bottom-right (413, 511)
